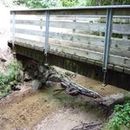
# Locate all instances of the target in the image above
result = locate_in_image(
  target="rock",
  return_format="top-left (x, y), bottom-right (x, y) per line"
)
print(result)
top-left (24, 72), bottom-right (32, 81)
top-left (0, 57), bottom-right (6, 62)
top-left (32, 80), bottom-right (42, 90)
top-left (39, 65), bottom-right (46, 73)
top-left (12, 84), bottom-right (21, 91)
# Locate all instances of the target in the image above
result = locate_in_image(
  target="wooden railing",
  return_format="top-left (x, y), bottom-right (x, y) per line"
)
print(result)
top-left (10, 5), bottom-right (130, 81)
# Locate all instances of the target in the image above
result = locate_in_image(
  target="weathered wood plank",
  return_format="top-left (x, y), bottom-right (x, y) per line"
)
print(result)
top-left (15, 34), bottom-right (45, 43)
top-left (11, 9), bottom-right (106, 15)
top-left (113, 8), bottom-right (130, 16)
top-left (50, 43), bottom-right (103, 61)
top-left (15, 19), bottom-right (130, 34)
top-left (15, 20), bottom-right (41, 25)
top-left (50, 43), bottom-right (130, 68)
top-left (109, 55), bottom-right (130, 68)
top-left (15, 28), bottom-right (43, 36)
top-left (48, 32), bottom-right (130, 52)
top-left (14, 28), bottom-right (130, 56)
top-left (49, 38), bottom-right (130, 57)
top-left (14, 38), bottom-right (44, 49)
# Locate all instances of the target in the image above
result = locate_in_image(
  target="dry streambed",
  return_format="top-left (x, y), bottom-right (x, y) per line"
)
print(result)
top-left (0, 82), bottom-right (105, 130)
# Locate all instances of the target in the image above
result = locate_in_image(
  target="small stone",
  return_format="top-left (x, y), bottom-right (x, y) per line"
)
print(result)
top-left (24, 73), bottom-right (32, 81)
top-left (39, 65), bottom-right (45, 73)
top-left (32, 80), bottom-right (42, 90)
top-left (15, 84), bottom-right (22, 90)
top-left (0, 58), bottom-right (6, 62)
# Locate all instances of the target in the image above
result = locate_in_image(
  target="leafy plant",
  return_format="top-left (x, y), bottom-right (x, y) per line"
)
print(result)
top-left (0, 60), bottom-right (22, 98)
top-left (107, 102), bottom-right (130, 130)
top-left (13, 0), bottom-right (62, 8)
top-left (60, 0), bottom-right (79, 7)
top-left (13, 0), bottom-right (130, 8)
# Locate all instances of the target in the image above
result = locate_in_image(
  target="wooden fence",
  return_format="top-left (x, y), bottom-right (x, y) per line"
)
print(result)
top-left (10, 6), bottom-right (130, 77)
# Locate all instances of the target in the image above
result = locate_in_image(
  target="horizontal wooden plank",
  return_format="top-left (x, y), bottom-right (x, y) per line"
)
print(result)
top-left (109, 55), bottom-right (130, 68)
top-left (113, 24), bottom-right (130, 35)
top-left (15, 33), bottom-right (45, 43)
top-left (49, 38), bottom-right (130, 57)
top-left (15, 28), bottom-right (43, 36)
top-left (113, 8), bottom-right (130, 16)
top-left (14, 28), bottom-right (130, 54)
top-left (50, 43), bottom-right (103, 61)
top-left (15, 38), bottom-right (44, 48)
top-left (48, 32), bottom-right (130, 52)
top-left (15, 20), bottom-right (130, 34)
top-left (50, 43), bottom-right (130, 68)
top-left (15, 20), bottom-right (41, 25)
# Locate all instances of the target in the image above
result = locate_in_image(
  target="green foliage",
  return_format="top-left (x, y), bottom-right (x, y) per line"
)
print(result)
top-left (12, 0), bottom-right (130, 8)
top-left (107, 102), bottom-right (130, 130)
top-left (13, 0), bottom-right (62, 8)
top-left (13, 0), bottom-right (130, 8)
top-left (60, 0), bottom-right (78, 7)
top-left (0, 60), bottom-right (22, 98)
top-left (78, 0), bottom-right (130, 6)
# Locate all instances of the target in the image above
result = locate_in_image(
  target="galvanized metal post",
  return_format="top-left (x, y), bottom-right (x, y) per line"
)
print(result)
top-left (44, 11), bottom-right (50, 55)
top-left (103, 8), bottom-right (113, 85)
top-left (12, 11), bottom-right (15, 47)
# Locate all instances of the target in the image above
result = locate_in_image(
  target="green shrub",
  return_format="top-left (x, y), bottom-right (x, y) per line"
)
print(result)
top-left (107, 102), bottom-right (130, 130)
top-left (0, 60), bottom-right (22, 98)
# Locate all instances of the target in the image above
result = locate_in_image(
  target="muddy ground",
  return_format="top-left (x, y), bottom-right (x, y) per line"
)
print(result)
top-left (0, 80), bottom-right (105, 130)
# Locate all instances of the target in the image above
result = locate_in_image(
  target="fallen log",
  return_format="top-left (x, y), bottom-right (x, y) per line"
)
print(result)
top-left (60, 80), bottom-right (101, 98)
top-left (45, 67), bottom-right (102, 98)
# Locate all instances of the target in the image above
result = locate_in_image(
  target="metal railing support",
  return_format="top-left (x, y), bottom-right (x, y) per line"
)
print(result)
top-left (103, 8), bottom-right (113, 85)
top-left (44, 11), bottom-right (50, 55)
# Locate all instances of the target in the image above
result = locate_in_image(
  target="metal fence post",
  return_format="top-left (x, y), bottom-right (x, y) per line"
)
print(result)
top-left (103, 8), bottom-right (113, 85)
top-left (44, 11), bottom-right (50, 55)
